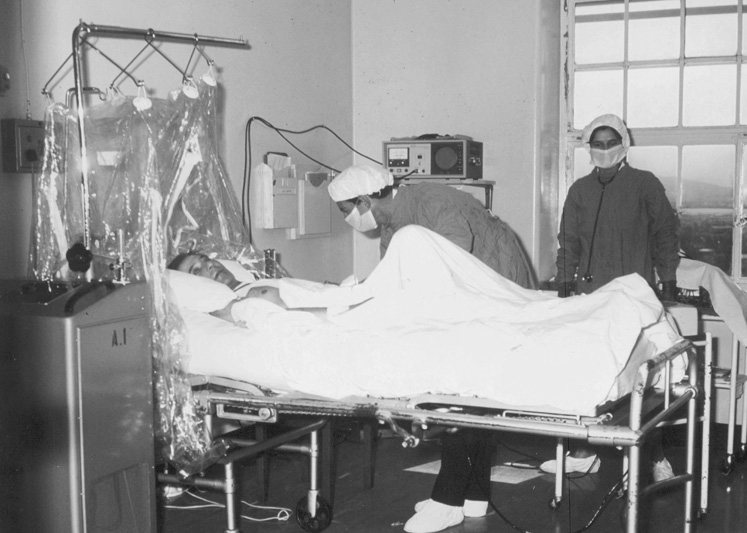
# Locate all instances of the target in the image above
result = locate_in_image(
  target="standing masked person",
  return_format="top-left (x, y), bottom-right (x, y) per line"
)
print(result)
top-left (556, 114), bottom-right (679, 299)
top-left (328, 164), bottom-right (536, 533)
top-left (546, 113), bottom-right (680, 479)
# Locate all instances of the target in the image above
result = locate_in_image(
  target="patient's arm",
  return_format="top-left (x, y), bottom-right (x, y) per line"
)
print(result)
top-left (210, 301), bottom-right (237, 322)
top-left (208, 295), bottom-right (326, 324)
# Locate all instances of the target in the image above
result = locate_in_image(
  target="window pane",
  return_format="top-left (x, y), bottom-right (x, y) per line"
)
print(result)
top-left (575, 20), bottom-right (625, 64)
top-left (680, 144), bottom-right (734, 272)
top-left (629, 12), bottom-right (680, 61)
top-left (628, 67), bottom-right (679, 127)
top-left (573, 70), bottom-right (624, 129)
top-left (739, 68), bottom-right (747, 124)
top-left (686, 0), bottom-right (736, 7)
top-left (680, 211), bottom-right (733, 274)
top-left (629, 0), bottom-right (682, 11)
top-left (685, 12), bottom-right (737, 57)
top-left (682, 145), bottom-right (734, 208)
top-left (627, 146), bottom-right (679, 205)
top-left (574, 146), bottom-right (595, 182)
top-left (683, 64), bottom-right (737, 126)
top-left (575, 0), bottom-right (625, 16)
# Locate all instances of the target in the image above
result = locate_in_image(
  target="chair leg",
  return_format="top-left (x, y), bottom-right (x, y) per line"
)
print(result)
top-left (321, 420), bottom-right (335, 505)
top-left (363, 420), bottom-right (377, 489)
top-left (255, 424), bottom-right (270, 503)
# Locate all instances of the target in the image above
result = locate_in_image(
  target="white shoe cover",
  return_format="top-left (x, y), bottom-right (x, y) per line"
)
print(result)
top-left (414, 498), bottom-right (487, 518)
top-left (404, 500), bottom-right (464, 533)
top-left (463, 499), bottom-right (488, 517)
top-left (540, 453), bottom-right (600, 474)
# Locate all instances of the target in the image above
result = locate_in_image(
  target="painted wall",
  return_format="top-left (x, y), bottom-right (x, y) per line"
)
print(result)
top-left (0, 0), bottom-right (354, 282)
top-left (0, 0), bottom-right (562, 283)
top-left (350, 0), bottom-right (560, 280)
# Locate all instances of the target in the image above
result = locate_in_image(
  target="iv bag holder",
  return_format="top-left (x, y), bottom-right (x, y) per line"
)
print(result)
top-left (70, 21), bottom-right (249, 253)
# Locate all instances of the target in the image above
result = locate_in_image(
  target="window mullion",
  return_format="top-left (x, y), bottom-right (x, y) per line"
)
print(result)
top-left (678, 0), bottom-right (685, 129)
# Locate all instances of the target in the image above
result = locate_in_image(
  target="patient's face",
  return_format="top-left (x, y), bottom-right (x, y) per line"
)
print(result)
top-left (179, 254), bottom-right (239, 288)
top-left (246, 285), bottom-right (287, 308)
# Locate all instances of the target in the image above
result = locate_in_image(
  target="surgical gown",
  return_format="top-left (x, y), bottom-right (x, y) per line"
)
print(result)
top-left (380, 183), bottom-right (536, 289)
top-left (556, 164), bottom-right (679, 295)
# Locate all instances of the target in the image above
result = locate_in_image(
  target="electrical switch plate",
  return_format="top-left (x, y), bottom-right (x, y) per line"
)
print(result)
top-left (1, 118), bottom-right (44, 174)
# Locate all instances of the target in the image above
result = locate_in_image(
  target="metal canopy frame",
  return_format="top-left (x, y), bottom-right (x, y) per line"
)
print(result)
top-left (69, 21), bottom-right (249, 253)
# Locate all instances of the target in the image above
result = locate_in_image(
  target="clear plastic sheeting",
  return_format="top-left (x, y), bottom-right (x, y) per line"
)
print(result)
top-left (30, 78), bottom-right (280, 467)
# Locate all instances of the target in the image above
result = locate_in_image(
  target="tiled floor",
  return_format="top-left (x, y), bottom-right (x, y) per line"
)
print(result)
top-left (159, 421), bottom-right (747, 533)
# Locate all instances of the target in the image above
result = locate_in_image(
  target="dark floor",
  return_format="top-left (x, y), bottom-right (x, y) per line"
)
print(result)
top-left (159, 421), bottom-right (747, 533)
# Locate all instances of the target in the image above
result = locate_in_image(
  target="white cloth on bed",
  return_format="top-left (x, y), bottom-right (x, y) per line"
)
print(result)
top-left (676, 258), bottom-right (747, 345)
top-left (180, 225), bottom-right (684, 415)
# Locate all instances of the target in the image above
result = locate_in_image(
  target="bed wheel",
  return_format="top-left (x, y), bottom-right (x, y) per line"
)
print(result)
top-left (721, 454), bottom-right (735, 475)
top-left (295, 495), bottom-right (332, 532)
top-left (549, 497), bottom-right (561, 510)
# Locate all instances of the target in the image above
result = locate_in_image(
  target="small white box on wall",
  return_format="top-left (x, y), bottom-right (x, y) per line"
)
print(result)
top-left (252, 158), bottom-right (298, 230)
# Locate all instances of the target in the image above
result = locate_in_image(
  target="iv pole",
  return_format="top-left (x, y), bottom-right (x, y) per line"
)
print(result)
top-left (70, 22), bottom-right (249, 258)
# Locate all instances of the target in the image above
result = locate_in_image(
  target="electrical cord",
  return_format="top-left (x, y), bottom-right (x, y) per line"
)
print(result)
top-left (241, 115), bottom-right (381, 238)
top-left (164, 488), bottom-right (292, 523)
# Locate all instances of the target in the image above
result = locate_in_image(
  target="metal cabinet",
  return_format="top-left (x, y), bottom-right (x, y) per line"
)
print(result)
top-left (0, 280), bottom-right (156, 533)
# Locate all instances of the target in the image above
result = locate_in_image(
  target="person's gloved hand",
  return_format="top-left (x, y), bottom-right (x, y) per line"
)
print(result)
top-left (660, 280), bottom-right (677, 302)
top-left (558, 281), bottom-right (576, 298)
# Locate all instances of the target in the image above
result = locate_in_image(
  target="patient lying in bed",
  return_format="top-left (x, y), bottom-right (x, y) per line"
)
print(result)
top-left (165, 225), bottom-right (685, 415)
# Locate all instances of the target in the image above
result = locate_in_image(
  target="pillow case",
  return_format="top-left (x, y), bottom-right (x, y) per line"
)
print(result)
top-left (164, 269), bottom-right (237, 312)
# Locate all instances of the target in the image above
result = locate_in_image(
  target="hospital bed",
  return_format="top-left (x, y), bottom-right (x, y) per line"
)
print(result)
top-left (157, 229), bottom-right (708, 533)
top-left (158, 338), bottom-right (701, 533)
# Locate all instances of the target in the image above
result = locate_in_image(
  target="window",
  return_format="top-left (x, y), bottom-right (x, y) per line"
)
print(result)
top-left (562, 0), bottom-right (747, 280)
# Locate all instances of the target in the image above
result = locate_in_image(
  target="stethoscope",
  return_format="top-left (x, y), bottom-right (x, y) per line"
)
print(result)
top-left (581, 165), bottom-right (621, 284)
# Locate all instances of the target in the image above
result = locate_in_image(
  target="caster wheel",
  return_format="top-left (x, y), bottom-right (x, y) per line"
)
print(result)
top-left (697, 508), bottom-right (709, 519)
top-left (737, 444), bottom-right (747, 463)
top-left (721, 454), bottom-right (735, 475)
top-left (296, 495), bottom-right (333, 533)
top-left (549, 497), bottom-right (561, 510)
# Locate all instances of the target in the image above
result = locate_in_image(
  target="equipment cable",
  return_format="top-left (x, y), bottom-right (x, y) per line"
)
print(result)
top-left (242, 115), bottom-right (380, 237)
top-left (581, 166), bottom-right (620, 284)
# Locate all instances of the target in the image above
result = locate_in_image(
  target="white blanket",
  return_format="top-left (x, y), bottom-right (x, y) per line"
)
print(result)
top-left (182, 226), bottom-right (684, 415)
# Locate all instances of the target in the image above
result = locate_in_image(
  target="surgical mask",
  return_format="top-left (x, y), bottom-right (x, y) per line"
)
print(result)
top-left (344, 206), bottom-right (378, 233)
top-left (590, 145), bottom-right (626, 169)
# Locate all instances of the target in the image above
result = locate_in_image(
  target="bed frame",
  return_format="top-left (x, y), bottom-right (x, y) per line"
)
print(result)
top-left (158, 338), bottom-right (705, 533)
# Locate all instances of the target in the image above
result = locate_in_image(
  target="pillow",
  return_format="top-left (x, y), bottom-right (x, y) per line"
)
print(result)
top-left (164, 269), bottom-right (237, 312)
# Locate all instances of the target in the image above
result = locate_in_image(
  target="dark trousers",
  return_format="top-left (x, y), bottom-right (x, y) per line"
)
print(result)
top-left (431, 429), bottom-right (493, 506)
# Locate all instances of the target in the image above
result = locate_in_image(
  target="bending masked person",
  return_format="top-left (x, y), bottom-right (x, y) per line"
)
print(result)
top-left (328, 164), bottom-right (536, 290)
top-left (328, 164), bottom-right (536, 533)
top-left (548, 113), bottom-right (680, 480)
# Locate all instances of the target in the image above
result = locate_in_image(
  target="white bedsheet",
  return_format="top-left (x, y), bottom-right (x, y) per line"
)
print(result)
top-left (181, 226), bottom-right (684, 415)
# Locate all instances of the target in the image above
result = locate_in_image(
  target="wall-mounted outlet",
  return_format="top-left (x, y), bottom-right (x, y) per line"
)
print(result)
top-left (1, 118), bottom-right (44, 174)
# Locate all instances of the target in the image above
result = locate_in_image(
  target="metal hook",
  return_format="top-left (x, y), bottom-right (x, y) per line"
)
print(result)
top-left (81, 38), bottom-right (140, 87)
top-left (145, 36), bottom-right (190, 83)
top-left (42, 52), bottom-right (74, 97)
top-left (110, 39), bottom-right (152, 89)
